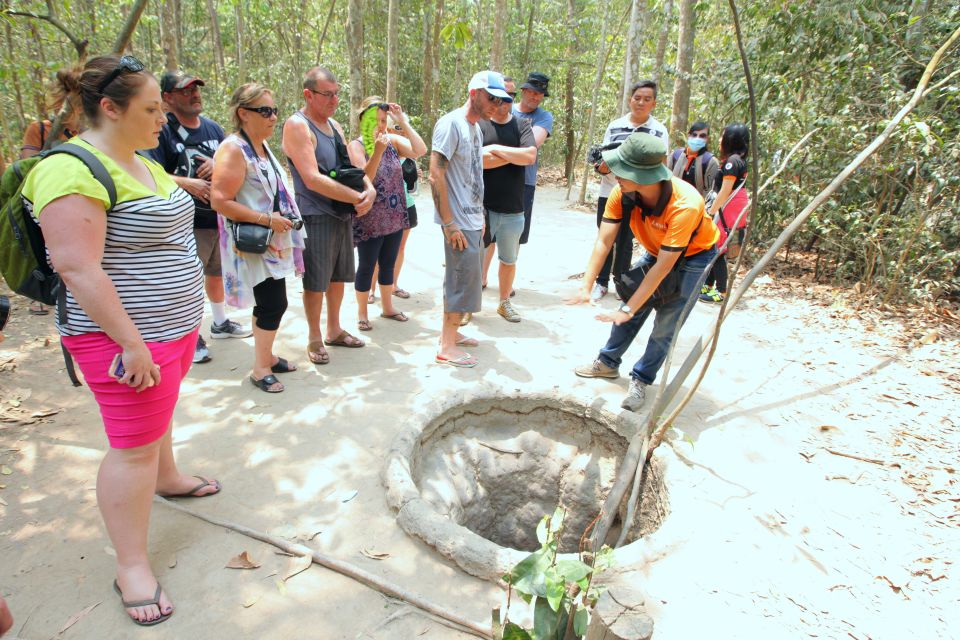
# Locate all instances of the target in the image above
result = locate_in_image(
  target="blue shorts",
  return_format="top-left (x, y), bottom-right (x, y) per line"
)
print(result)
top-left (485, 210), bottom-right (525, 265)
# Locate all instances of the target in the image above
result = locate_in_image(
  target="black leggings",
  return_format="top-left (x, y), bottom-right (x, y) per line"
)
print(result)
top-left (355, 229), bottom-right (404, 292)
top-left (595, 196), bottom-right (635, 287)
top-left (252, 277), bottom-right (287, 331)
top-left (705, 229), bottom-right (745, 293)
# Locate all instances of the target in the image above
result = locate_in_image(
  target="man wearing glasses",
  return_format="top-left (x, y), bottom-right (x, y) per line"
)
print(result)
top-left (430, 71), bottom-right (511, 368)
top-left (590, 79), bottom-right (669, 302)
top-left (282, 66), bottom-right (376, 366)
top-left (152, 71), bottom-right (251, 364)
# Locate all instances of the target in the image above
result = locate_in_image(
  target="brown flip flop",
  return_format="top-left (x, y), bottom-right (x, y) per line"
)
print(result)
top-left (325, 330), bottom-right (365, 348)
top-left (159, 475), bottom-right (221, 498)
top-left (380, 311), bottom-right (409, 322)
top-left (113, 580), bottom-right (172, 626)
top-left (307, 341), bottom-right (329, 365)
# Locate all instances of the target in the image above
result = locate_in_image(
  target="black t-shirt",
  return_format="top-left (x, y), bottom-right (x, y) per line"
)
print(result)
top-left (713, 153), bottom-right (747, 192)
top-left (479, 116), bottom-right (535, 213)
top-left (149, 114), bottom-right (225, 228)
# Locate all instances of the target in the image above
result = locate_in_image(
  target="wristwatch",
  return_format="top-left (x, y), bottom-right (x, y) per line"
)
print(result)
top-left (618, 303), bottom-right (633, 316)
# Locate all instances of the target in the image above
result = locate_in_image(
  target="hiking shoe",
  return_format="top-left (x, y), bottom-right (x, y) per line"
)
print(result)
top-left (591, 283), bottom-right (608, 302)
top-left (497, 299), bottom-right (521, 323)
top-left (459, 312), bottom-right (473, 327)
top-left (193, 335), bottom-right (212, 364)
top-left (621, 379), bottom-right (649, 412)
top-left (574, 359), bottom-right (619, 379)
top-left (210, 318), bottom-right (253, 339)
top-left (698, 286), bottom-right (724, 303)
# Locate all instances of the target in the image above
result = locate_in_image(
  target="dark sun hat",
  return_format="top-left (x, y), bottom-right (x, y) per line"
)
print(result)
top-left (520, 71), bottom-right (550, 97)
top-left (601, 132), bottom-right (671, 185)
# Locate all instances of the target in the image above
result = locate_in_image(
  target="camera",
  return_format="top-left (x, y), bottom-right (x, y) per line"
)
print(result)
top-left (283, 213), bottom-right (304, 231)
top-left (586, 141), bottom-right (623, 169)
top-left (190, 153), bottom-right (210, 177)
top-left (0, 296), bottom-right (9, 332)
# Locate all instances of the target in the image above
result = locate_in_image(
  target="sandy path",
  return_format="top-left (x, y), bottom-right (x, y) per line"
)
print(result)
top-left (0, 186), bottom-right (956, 639)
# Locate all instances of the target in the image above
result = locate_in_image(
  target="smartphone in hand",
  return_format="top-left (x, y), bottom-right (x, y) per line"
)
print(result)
top-left (108, 353), bottom-right (125, 380)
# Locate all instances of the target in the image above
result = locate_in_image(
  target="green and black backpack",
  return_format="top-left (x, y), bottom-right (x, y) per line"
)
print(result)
top-left (0, 142), bottom-right (117, 385)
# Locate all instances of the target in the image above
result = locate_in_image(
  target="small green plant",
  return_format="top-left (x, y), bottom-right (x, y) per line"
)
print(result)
top-left (492, 507), bottom-right (615, 640)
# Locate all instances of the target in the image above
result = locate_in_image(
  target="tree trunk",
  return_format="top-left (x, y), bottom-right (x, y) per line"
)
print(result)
top-left (111, 0), bottom-right (150, 54)
top-left (578, 0), bottom-right (614, 203)
top-left (430, 0), bottom-right (444, 124)
top-left (490, 0), bottom-right (506, 71)
top-left (520, 0), bottom-right (538, 74)
top-left (3, 17), bottom-right (26, 131)
top-left (174, 0), bottom-right (183, 62)
top-left (317, 0), bottom-right (336, 60)
top-left (584, 583), bottom-right (654, 639)
top-left (563, 0), bottom-right (578, 184)
top-left (235, 0), bottom-right (244, 78)
top-left (421, 5), bottom-right (434, 125)
top-left (346, 0), bottom-right (364, 135)
top-left (161, 0), bottom-right (178, 71)
top-left (206, 0), bottom-right (225, 73)
top-left (652, 0), bottom-right (673, 85)
top-left (670, 0), bottom-right (695, 141)
top-left (620, 0), bottom-right (646, 114)
top-left (386, 0), bottom-right (398, 101)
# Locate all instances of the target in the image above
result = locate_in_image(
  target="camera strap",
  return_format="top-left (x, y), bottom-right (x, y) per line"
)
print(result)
top-left (239, 129), bottom-right (282, 213)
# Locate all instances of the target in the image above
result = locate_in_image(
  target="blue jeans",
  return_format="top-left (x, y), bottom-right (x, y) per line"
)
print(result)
top-left (597, 247), bottom-right (716, 385)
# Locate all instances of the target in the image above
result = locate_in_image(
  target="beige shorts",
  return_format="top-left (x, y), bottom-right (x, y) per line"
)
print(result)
top-left (194, 228), bottom-right (222, 277)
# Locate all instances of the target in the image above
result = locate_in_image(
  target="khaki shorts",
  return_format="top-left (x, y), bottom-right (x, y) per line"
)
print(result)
top-left (194, 228), bottom-right (222, 277)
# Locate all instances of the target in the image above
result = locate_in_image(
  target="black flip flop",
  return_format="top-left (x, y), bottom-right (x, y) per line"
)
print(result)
top-left (270, 357), bottom-right (297, 374)
top-left (250, 374), bottom-right (284, 393)
top-left (113, 580), bottom-right (172, 626)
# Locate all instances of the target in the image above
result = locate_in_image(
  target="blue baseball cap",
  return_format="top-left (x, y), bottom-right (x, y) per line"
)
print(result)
top-left (468, 71), bottom-right (513, 102)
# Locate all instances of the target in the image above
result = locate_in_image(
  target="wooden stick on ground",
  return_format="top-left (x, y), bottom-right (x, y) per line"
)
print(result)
top-left (155, 496), bottom-right (492, 639)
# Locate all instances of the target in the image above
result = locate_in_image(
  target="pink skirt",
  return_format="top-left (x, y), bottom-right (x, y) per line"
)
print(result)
top-left (62, 329), bottom-right (198, 449)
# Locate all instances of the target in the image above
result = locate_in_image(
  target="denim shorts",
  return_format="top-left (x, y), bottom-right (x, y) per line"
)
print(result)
top-left (486, 209), bottom-right (525, 265)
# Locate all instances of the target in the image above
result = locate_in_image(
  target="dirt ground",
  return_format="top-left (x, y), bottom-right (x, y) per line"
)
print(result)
top-left (1, 185), bottom-right (957, 639)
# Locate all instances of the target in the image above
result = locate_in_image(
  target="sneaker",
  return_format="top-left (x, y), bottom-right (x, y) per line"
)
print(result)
top-left (590, 283), bottom-right (608, 302)
top-left (621, 379), bottom-right (648, 412)
top-left (698, 286), bottom-right (724, 304)
top-left (210, 318), bottom-right (253, 339)
top-left (459, 312), bottom-right (473, 327)
top-left (497, 299), bottom-right (521, 323)
top-left (574, 359), bottom-right (619, 379)
top-left (193, 335), bottom-right (212, 364)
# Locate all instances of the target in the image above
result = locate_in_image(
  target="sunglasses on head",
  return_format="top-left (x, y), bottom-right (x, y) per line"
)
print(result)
top-left (241, 105), bottom-right (279, 118)
top-left (97, 55), bottom-right (145, 94)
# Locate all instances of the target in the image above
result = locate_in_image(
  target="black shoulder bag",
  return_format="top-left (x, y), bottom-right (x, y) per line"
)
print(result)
top-left (231, 131), bottom-right (281, 254)
top-left (612, 195), bottom-right (702, 310)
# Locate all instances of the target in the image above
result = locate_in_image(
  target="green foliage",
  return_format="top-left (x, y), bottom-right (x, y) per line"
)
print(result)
top-left (495, 508), bottom-right (614, 640)
top-left (0, 0), bottom-right (956, 303)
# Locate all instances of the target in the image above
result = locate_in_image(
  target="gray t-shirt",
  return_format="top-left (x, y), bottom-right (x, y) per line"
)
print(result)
top-left (432, 107), bottom-right (484, 231)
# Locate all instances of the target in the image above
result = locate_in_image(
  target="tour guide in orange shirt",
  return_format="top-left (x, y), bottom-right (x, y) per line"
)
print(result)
top-left (569, 132), bottom-right (719, 412)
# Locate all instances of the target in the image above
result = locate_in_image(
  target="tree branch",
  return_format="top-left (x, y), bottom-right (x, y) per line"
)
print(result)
top-left (111, 0), bottom-right (149, 54)
top-left (3, 9), bottom-right (87, 57)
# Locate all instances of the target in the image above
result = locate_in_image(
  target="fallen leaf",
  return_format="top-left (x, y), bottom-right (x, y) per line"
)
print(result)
top-left (242, 594), bottom-right (261, 608)
top-left (919, 330), bottom-right (939, 345)
top-left (341, 490), bottom-right (358, 503)
top-left (819, 425), bottom-right (838, 432)
top-left (282, 554), bottom-right (312, 582)
top-left (0, 466), bottom-right (11, 476)
top-left (361, 548), bottom-right (391, 560)
top-left (167, 554), bottom-right (178, 569)
top-left (30, 409), bottom-right (61, 418)
top-left (59, 602), bottom-right (100, 633)
top-left (225, 551), bottom-right (261, 570)
top-left (308, 530), bottom-right (323, 541)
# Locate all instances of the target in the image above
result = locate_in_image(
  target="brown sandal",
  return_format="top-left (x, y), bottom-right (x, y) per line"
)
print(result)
top-left (307, 341), bottom-right (329, 365)
top-left (357, 319), bottom-right (373, 332)
top-left (325, 330), bottom-right (365, 348)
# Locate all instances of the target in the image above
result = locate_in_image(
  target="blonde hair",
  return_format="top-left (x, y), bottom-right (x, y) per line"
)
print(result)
top-left (229, 82), bottom-right (273, 131)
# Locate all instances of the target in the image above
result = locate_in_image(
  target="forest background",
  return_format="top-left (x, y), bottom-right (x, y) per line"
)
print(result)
top-left (0, 0), bottom-right (957, 305)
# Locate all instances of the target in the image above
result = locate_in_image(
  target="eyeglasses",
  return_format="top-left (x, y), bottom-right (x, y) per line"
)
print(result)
top-left (485, 91), bottom-right (505, 106)
top-left (241, 105), bottom-right (279, 118)
top-left (690, 132), bottom-right (709, 139)
top-left (97, 56), bottom-right (145, 94)
top-left (309, 88), bottom-right (340, 99)
top-left (172, 85), bottom-right (202, 96)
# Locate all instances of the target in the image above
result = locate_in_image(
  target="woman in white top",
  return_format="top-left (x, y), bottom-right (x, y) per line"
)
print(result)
top-left (211, 83), bottom-right (306, 393)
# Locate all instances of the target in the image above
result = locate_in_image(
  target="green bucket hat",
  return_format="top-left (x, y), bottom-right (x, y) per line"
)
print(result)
top-left (601, 133), bottom-right (672, 185)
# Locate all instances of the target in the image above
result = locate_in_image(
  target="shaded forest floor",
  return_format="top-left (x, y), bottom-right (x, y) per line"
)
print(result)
top-left (0, 186), bottom-right (957, 639)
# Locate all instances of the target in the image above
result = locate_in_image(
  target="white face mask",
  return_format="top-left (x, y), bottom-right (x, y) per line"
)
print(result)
top-left (687, 137), bottom-right (707, 152)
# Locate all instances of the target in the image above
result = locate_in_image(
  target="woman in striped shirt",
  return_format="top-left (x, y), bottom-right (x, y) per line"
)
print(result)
top-left (22, 55), bottom-right (219, 626)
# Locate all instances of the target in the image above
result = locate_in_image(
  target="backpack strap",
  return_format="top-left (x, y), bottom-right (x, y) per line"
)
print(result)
top-left (41, 143), bottom-right (117, 387)
top-left (46, 143), bottom-right (118, 210)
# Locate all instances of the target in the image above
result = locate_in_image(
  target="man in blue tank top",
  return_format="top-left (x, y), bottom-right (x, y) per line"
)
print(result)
top-left (282, 66), bottom-right (376, 366)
